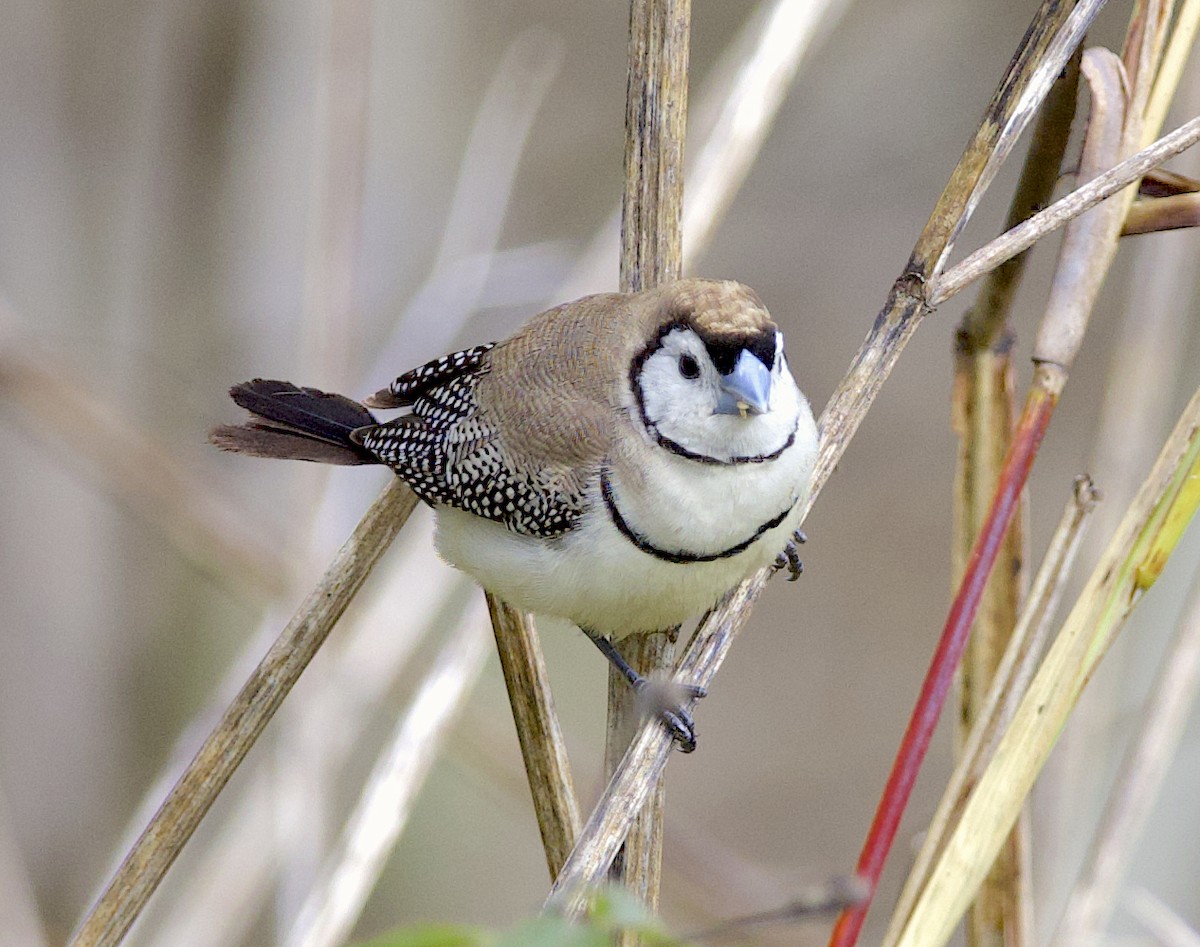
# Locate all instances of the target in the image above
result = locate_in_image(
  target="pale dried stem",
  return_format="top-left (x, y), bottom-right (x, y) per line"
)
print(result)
top-left (606, 0), bottom-right (691, 931)
top-left (1052, 568), bottom-right (1200, 947)
top-left (1123, 191), bottom-right (1200, 232)
top-left (1142, 0), bottom-right (1200, 145)
top-left (1033, 48), bottom-right (1128, 368)
top-left (486, 593), bottom-right (581, 880)
top-left (67, 481), bottom-right (419, 947)
top-left (957, 48), bottom-right (1080, 350)
top-left (552, 0), bottom-right (1101, 915)
top-left (929, 113), bottom-right (1200, 307)
top-left (883, 476), bottom-right (1100, 947)
top-left (283, 612), bottom-right (490, 947)
top-left (450, 707), bottom-right (801, 941)
top-left (559, 0), bottom-right (845, 299)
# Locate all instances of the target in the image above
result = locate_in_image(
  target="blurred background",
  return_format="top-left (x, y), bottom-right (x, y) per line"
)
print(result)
top-left (1, 1), bottom-right (1199, 945)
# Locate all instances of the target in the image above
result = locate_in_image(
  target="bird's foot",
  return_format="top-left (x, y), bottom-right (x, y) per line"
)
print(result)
top-left (584, 630), bottom-right (707, 752)
top-left (633, 677), bottom-right (708, 753)
top-left (774, 528), bottom-right (807, 581)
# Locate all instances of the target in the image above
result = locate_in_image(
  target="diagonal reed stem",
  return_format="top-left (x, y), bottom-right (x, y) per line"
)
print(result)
top-left (67, 481), bottom-right (419, 947)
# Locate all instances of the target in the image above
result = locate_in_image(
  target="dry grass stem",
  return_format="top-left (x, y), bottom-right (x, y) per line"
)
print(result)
top-left (486, 592), bottom-right (581, 880)
top-left (143, 774), bottom-right (279, 947)
top-left (929, 112), bottom-right (1200, 306)
top-left (953, 339), bottom-right (1031, 947)
top-left (1052, 567), bottom-right (1200, 947)
top-left (1122, 191), bottom-right (1200, 232)
top-left (448, 705), bottom-right (801, 942)
top-left (1142, 0), bottom-right (1200, 145)
top-left (68, 480), bottom-right (419, 947)
top-left (548, 572), bottom-right (768, 918)
top-left (909, 0), bottom-right (1105, 276)
top-left (606, 0), bottom-right (691, 930)
top-left (957, 48), bottom-right (1080, 350)
top-left (882, 476), bottom-right (1099, 947)
top-left (893, 383), bottom-right (1200, 947)
top-left (560, 0), bottom-right (843, 299)
top-left (1033, 47), bottom-right (1128, 368)
top-left (283, 611), bottom-right (490, 947)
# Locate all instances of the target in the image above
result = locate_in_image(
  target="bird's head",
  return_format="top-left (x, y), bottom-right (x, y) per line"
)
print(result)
top-left (629, 279), bottom-right (808, 463)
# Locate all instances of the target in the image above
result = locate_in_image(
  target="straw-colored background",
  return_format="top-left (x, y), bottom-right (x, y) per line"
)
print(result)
top-left (1, 1), bottom-right (1198, 944)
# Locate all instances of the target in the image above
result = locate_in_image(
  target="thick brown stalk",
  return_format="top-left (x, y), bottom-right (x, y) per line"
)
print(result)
top-left (606, 0), bottom-right (691, 931)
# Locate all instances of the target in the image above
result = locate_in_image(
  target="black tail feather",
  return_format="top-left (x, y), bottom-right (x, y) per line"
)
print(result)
top-left (211, 379), bottom-right (380, 465)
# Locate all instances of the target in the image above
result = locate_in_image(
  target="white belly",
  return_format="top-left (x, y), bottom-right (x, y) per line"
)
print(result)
top-left (431, 415), bottom-right (815, 638)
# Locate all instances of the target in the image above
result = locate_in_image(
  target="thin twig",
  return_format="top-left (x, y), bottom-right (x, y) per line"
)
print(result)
top-left (930, 113), bottom-right (1200, 306)
top-left (67, 481), bottom-right (419, 947)
top-left (283, 610), bottom-right (490, 947)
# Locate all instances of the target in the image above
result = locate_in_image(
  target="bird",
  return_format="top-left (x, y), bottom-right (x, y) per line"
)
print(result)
top-left (212, 278), bottom-right (818, 750)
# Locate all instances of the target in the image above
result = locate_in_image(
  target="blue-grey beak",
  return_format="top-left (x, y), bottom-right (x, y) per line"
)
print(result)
top-left (714, 349), bottom-right (772, 417)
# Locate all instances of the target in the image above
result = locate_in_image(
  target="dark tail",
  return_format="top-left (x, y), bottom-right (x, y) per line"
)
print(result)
top-left (210, 379), bottom-right (379, 465)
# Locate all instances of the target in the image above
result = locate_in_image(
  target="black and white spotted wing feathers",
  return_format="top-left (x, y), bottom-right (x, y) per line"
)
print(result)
top-left (356, 345), bottom-right (587, 538)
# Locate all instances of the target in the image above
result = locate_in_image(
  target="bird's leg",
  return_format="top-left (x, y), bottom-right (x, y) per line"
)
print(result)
top-left (773, 528), bottom-right (806, 581)
top-left (583, 630), bottom-right (706, 753)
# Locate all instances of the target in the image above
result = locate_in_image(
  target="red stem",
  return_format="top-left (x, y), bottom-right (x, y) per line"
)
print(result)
top-left (828, 386), bottom-right (1056, 947)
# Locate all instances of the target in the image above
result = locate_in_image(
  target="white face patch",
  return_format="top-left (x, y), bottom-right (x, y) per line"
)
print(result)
top-left (633, 326), bottom-right (801, 463)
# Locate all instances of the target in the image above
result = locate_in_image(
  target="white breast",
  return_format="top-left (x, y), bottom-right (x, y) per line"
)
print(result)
top-left (431, 398), bottom-right (817, 638)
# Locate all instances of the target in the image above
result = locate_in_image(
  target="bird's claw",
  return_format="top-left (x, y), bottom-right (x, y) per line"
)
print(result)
top-left (634, 678), bottom-right (706, 753)
top-left (774, 529), bottom-right (806, 581)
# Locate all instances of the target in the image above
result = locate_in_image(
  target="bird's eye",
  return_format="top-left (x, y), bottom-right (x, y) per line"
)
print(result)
top-left (678, 354), bottom-right (700, 379)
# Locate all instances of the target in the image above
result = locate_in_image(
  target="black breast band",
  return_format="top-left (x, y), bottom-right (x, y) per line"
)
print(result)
top-left (600, 470), bottom-right (795, 564)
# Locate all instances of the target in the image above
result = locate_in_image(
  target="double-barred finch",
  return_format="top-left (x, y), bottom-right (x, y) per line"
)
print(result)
top-left (213, 278), bottom-right (818, 750)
